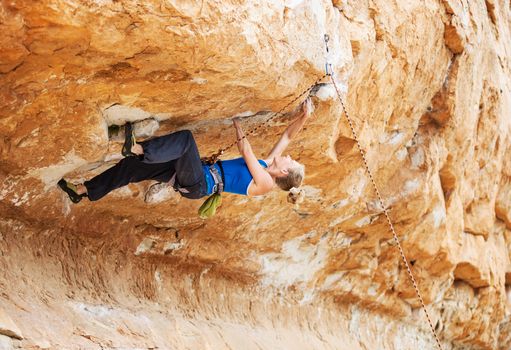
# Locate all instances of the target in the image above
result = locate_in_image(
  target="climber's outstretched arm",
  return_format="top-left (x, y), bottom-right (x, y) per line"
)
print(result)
top-left (233, 118), bottom-right (273, 194)
top-left (265, 97), bottom-right (313, 164)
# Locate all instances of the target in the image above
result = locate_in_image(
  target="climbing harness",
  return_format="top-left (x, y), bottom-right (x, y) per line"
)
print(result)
top-left (198, 160), bottom-right (225, 218)
top-left (208, 160), bottom-right (225, 194)
top-left (197, 160), bottom-right (226, 218)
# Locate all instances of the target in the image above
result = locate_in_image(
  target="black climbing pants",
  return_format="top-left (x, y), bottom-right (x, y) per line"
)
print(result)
top-left (84, 130), bottom-right (207, 201)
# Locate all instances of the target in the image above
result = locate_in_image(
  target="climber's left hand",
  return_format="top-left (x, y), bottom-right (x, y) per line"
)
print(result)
top-left (302, 97), bottom-right (314, 118)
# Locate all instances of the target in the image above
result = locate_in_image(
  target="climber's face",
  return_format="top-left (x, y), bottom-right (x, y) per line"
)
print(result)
top-left (274, 155), bottom-right (297, 175)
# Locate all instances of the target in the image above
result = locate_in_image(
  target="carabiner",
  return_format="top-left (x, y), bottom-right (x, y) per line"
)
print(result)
top-left (324, 34), bottom-right (330, 53)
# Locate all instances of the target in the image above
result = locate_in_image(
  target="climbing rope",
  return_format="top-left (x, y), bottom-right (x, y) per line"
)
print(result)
top-left (202, 73), bottom-right (329, 164)
top-left (329, 76), bottom-right (444, 350)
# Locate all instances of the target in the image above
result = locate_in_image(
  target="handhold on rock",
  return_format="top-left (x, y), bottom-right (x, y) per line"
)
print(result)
top-left (309, 83), bottom-right (328, 97)
top-left (287, 188), bottom-right (304, 204)
top-left (135, 237), bottom-right (156, 256)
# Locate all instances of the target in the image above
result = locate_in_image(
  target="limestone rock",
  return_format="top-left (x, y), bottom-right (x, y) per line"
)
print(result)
top-left (0, 310), bottom-right (22, 340)
top-left (0, 0), bottom-right (510, 349)
top-left (144, 182), bottom-right (175, 204)
top-left (0, 335), bottom-right (14, 350)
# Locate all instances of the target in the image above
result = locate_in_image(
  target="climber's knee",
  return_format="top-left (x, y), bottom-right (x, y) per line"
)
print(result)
top-left (176, 129), bottom-right (193, 140)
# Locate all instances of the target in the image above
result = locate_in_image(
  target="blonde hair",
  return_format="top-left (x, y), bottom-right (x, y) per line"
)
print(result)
top-left (275, 163), bottom-right (305, 191)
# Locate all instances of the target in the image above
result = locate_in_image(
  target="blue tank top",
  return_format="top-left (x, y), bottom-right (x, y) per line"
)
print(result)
top-left (203, 157), bottom-right (268, 195)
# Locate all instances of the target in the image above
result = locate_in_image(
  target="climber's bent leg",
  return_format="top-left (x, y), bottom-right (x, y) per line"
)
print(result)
top-left (139, 130), bottom-right (195, 164)
top-left (84, 157), bottom-right (174, 201)
top-left (173, 133), bottom-right (207, 199)
top-left (138, 129), bottom-right (206, 199)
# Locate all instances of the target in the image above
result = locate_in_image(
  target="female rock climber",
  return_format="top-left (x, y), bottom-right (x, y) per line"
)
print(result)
top-left (58, 97), bottom-right (314, 203)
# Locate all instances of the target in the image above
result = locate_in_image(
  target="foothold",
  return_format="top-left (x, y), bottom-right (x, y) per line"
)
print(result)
top-left (163, 240), bottom-right (185, 255)
top-left (135, 238), bottom-right (156, 255)
top-left (109, 118), bottom-right (160, 142)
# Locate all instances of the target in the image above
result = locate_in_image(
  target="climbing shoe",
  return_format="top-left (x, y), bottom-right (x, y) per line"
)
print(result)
top-left (121, 122), bottom-right (137, 157)
top-left (198, 193), bottom-right (222, 219)
top-left (58, 179), bottom-right (87, 203)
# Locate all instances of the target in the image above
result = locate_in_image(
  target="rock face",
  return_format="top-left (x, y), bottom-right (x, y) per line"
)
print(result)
top-left (0, 0), bottom-right (510, 349)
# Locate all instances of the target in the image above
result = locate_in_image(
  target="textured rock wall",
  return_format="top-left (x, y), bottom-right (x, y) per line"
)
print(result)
top-left (1, 0), bottom-right (510, 349)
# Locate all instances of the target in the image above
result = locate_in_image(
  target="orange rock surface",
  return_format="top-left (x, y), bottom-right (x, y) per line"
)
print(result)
top-left (1, 0), bottom-right (510, 349)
